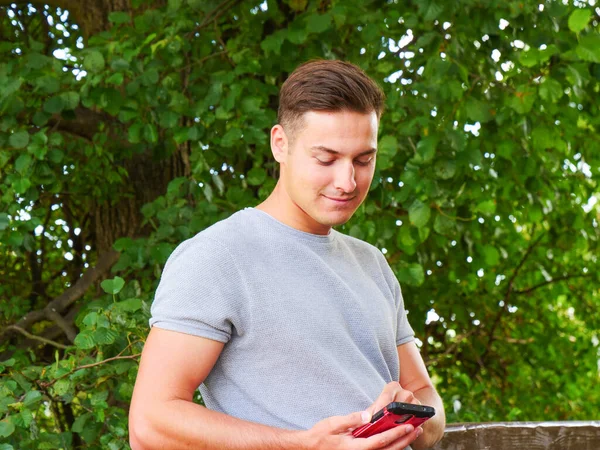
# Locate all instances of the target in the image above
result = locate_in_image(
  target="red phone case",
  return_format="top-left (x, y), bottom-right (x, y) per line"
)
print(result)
top-left (352, 402), bottom-right (435, 438)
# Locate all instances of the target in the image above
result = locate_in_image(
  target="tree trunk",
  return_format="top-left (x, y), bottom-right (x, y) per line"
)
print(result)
top-left (3, 0), bottom-right (186, 253)
top-left (93, 147), bottom-right (190, 253)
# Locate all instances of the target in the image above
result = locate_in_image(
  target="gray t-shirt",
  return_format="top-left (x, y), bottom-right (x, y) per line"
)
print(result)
top-left (150, 207), bottom-right (415, 430)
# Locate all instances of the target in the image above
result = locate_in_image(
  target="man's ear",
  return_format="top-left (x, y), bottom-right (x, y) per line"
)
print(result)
top-left (270, 124), bottom-right (288, 164)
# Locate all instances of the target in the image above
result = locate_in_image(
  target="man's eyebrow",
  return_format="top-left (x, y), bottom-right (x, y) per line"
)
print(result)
top-left (310, 145), bottom-right (377, 157)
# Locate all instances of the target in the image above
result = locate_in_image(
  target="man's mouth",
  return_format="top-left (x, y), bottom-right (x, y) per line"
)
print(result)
top-left (322, 195), bottom-right (356, 203)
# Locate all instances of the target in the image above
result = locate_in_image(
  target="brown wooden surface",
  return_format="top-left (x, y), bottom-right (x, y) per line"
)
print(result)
top-left (431, 421), bottom-right (600, 450)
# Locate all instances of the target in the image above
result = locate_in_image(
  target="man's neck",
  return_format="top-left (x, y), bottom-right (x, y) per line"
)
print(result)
top-left (256, 183), bottom-right (331, 236)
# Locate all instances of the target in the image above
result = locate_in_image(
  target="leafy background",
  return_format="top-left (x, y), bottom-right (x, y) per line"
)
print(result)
top-left (1, 0), bottom-right (599, 448)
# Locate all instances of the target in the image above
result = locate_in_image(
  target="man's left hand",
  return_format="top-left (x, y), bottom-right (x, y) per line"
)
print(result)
top-left (368, 381), bottom-right (421, 418)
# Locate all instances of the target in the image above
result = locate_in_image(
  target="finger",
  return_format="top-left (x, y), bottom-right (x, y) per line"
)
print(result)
top-left (395, 389), bottom-right (419, 404)
top-left (361, 423), bottom-right (417, 449)
top-left (384, 426), bottom-right (423, 450)
top-left (368, 382), bottom-right (402, 415)
top-left (325, 410), bottom-right (371, 434)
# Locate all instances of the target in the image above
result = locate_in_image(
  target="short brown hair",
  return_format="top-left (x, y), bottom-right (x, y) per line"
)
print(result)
top-left (277, 59), bottom-right (385, 140)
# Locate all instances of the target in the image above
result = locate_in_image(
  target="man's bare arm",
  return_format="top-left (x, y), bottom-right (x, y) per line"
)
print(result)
top-left (129, 327), bottom-right (303, 450)
top-left (129, 327), bottom-right (417, 450)
top-left (398, 342), bottom-right (446, 449)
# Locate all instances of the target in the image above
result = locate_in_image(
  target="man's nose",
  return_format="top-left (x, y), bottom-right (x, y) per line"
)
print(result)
top-left (333, 162), bottom-right (357, 193)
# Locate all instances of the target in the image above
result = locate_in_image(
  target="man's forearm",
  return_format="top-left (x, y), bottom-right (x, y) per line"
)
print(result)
top-left (412, 387), bottom-right (446, 449)
top-left (130, 398), bottom-right (306, 450)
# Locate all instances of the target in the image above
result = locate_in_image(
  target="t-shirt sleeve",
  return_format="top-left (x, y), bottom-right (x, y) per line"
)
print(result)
top-left (393, 280), bottom-right (415, 346)
top-left (374, 249), bottom-right (415, 346)
top-left (149, 235), bottom-right (245, 343)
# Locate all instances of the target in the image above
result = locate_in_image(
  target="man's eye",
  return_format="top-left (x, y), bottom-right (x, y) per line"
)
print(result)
top-left (355, 158), bottom-right (373, 166)
top-left (316, 159), bottom-right (334, 166)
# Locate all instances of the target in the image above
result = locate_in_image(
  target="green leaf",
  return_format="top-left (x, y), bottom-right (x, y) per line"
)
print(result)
top-left (476, 199), bottom-right (496, 214)
top-left (434, 159), bottom-right (456, 180)
top-left (508, 86), bottom-right (536, 114)
top-left (101, 276), bottom-right (125, 295)
top-left (247, 167), bottom-right (267, 186)
top-left (212, 173), bottom-right (225, 195)
top-left (13, 178), bottom-right (31, 194)
top-left (32, 111), bottom-right (50, 126)
top-left (94, 327), bottom-right (118, 345)
top-left (143, 124), bottom-right (158, 143)
top-left (568, 9), bottom-right (591, 33)
top-left (418, 0), bottom-right (443, 21)
top-left (306, 13), bottom-right (332, 33)
top-left (379, 135), bottom-right (398, 158)
top-left (23, 390), bottom-right (42, 407)
top-left (84, 51), bottom-right (105, 73)
top-left (221, 127), bottom-right (243, 147)
top-left (48, 149), bottom-right (64, 163)
top-left (15, 153), bottom-right (32, 174)
top-left (413, 136), bottom-right (438, 164)
top-left (114, 298), bottom-right (143, 312)
top-left (159, 111), bottom-right (179, 128)
top-left (72, 413), bottom-right (91, 433)
top-left (82, 311), bottom-right (98, 327)
top-left (482, 245), bottom-right (500, 266)
top-left (43, 96), bottom-right (65, 114)
top-left (74, 330), bottom-right (96, 349)
top-left (532, 127), bottom-right (553, 150)
top-left (398, 263), bottom-right (425, 286)
top-left (53, 379), bottom-right (71, 396)
top-left (203, 183), bottom-right (213, 202)
top-left (409, 200), bottom-right (431, 228)
top-left (433, 213), bottom-right (455, 235)
top-left (0, 420), bottom-right (15, 438)
top-left (286, 26), bottom-right (308, 44)
top-left (111, 58), bottom-right (130, 71)
top-left (108, 11), bottom-right (131, 24)
top-left (465, 97), bottom-right (492, 123)
top-left (8, 131), bottom-right (29, 149)
top-left (519, 50), bottom-right (538, 68)
top-left (538, 78), bottom-right (563, 103)
top-left (128, 122), bottom-right (143, 144)
top-left (20, 408), bottom-right (33, 427)
top-left (0, 213), bottom-right (9, 231)
top-left (167, 177), bottom-right (186, 195)
top-left (150, 243), bottom-right (173, 263)
top-left (61, 91), bottom-right (80, 110)
top-left (0, 443), bottom-right (13, 450)
top-left (576, 34), bottom-right (600, 63)
top-left (26, 52), bottom-right (50, 69)
top-left (261, 32), bottom-right (284, 55)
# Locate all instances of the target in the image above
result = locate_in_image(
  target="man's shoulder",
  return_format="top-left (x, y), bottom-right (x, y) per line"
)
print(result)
top-left (335, 230), bottom-right (384, 259)
top-left (174, 210), bottom-right (257, 259)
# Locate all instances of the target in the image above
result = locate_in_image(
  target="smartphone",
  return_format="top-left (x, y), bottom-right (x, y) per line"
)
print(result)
top-left (352, 402), bottom-right (435, 438)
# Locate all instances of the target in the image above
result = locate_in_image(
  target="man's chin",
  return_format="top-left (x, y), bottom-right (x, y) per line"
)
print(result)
top-left (317, 211), bottom-right (356, 227)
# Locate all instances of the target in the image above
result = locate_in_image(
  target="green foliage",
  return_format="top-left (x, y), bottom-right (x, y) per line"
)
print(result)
top-left (1, 0), bottom-right (599, 448)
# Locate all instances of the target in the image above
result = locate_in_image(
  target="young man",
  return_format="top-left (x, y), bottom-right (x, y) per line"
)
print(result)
top-left (129, 60), bottom-right (445, 450)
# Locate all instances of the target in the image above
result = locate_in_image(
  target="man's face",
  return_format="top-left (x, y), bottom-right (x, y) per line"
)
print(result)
top-left (274, 109), bottom-right (378, 235)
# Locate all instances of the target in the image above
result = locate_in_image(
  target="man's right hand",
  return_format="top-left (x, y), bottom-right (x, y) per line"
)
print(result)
top-left (302, 410), bottom-right (422, 450)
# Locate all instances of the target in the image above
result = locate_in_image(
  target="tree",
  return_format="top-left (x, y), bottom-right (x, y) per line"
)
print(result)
top-left (1, 0), bottom-right (598, 448)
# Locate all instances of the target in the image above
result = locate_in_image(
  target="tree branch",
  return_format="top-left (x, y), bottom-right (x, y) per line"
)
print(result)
top-left (481, 232), bottom-right (545, 364)
top-left (193, 0), bottom-right (241, 32)
top-left (42, 352), bottom-right (141, 388)
top-left (47, 106), bottom-right (111, 142)
top-left (1, 249), bottom-right (119, 339)
top-left (46, 309), bottom-right (78, 343)
top-left (5, 325), bottom-right (69, 349)
top-left (514, 273), bottom-right (591, 295)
